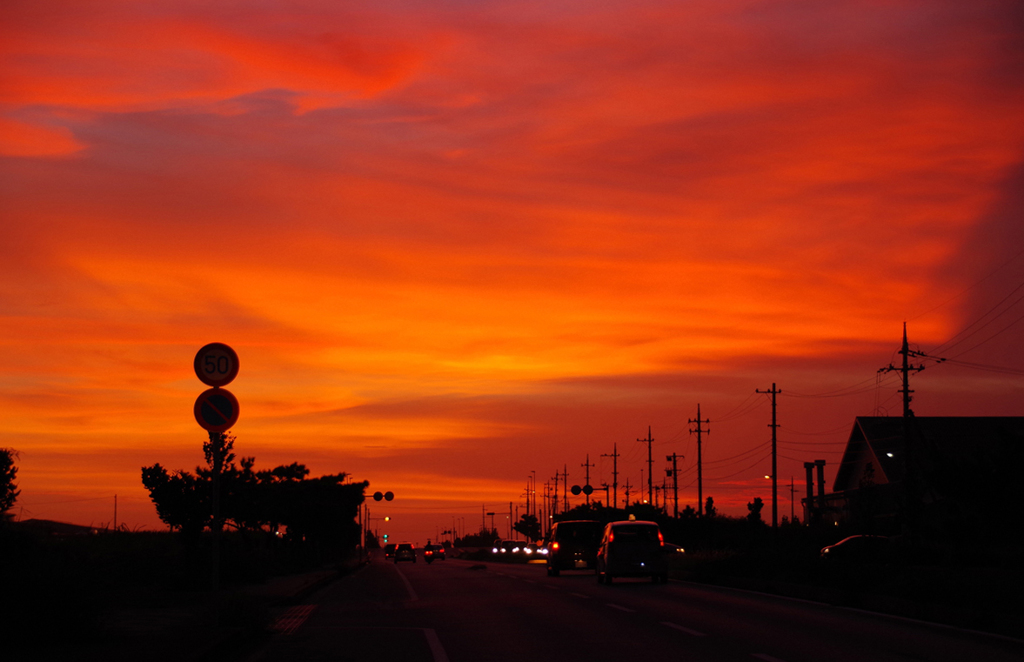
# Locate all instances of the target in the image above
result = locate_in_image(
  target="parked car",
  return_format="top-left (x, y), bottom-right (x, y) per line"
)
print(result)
top-left (596, 519), bottom-right (668, 584)
top-left (545, 520), bottom-right (603, 576)
top-left (383, 543), bottom-right (396, 560)
top-left (394, 542), bottom-right (416, 563)
top-left (820, 535), bottom-right (890, 562)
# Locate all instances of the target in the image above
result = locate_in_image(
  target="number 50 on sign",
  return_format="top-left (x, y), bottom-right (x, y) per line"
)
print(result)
top-left (194, 342), bottom-right (239, 387)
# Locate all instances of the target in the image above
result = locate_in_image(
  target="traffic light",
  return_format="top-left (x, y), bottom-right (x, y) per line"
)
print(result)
top-left (383, 534), bottom-right (389, 541)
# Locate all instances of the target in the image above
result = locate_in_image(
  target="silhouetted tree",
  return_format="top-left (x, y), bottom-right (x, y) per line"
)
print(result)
top-left (141, 437), bottom-right (367, 554)
top-left (0, 448), bottom-right (19, 517)
top-left (513, 514), bottom-right (541, 541)
top-left (140, 463), bottom-right (209, 536)
top-left (704, 496), bottom-right (717, 518)
top-left (746, 497), bottom-right (764, 524)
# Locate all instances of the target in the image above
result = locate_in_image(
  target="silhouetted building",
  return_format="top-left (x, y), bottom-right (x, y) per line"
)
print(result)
top-left (810, 416), bottom-right (1024, 538)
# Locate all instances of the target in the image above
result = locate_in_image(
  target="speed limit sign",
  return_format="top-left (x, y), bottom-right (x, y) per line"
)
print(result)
top-left (194, 343), bottom-right (239, 387)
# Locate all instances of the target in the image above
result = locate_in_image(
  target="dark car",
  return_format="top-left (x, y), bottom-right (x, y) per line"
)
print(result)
top-left (383, 543), bottom-right (396, 560)
top-left (820, 535), bottom-right (890, 562)
top-left (545, 520), bottom-right (603, 576)
top-left (596, 519), bottom-right (668, 584)
top-left (394, 542), bottom-right (416, 563)
top-left (424, 543), bottom-right (445, 560)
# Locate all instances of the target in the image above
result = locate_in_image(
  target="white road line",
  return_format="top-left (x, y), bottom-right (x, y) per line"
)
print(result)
top-left (393, 565), bottom-right (419, 602)
top-left (423, 628), bottom-right (450, 662)
top-left (660, 621), bottom-right (707, 636)
top-left (272, 604), bottom-right (317, 635)
top-left (605, 603), bottom-right (635, 612)
top-left (751, 654), bottom-right (788, 662)
top-left (570, 592), bottom-right (591, 599)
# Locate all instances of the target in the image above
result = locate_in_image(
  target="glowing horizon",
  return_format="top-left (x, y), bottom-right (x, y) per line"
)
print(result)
top-left (2, 1), bottom-right (1023, 542)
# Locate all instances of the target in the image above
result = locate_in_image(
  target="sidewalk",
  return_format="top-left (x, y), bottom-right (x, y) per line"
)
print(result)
top-left (18, 564), bottom-right (354, 662)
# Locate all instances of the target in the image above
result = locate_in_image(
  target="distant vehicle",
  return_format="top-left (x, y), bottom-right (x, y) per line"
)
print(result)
top-left (394, 542), bottom-right (416, 563)
top-left (524, 543), bottom-right (540, 556)
top-left (545, 520), bottom-right (603, 576)
top-left (384, 543), bottom-right (396, 560)
top-left (596, 519), bottom-right (669, 584)
top-left (424, 543), bottom-right (445, 562)
top-left (820, 535), bottom-right (890, 562)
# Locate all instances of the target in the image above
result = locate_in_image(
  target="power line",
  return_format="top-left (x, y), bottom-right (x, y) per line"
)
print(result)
top-left (909, 247), bottom-right (1024, 323)
top-left (930, 277), bottom-right (1024, 355)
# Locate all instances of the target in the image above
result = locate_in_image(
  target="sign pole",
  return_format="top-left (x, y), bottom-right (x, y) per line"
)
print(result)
top-left (193, 342), bottom-right (239, 595)
top-left (211, 430), bottom-right (222, 594)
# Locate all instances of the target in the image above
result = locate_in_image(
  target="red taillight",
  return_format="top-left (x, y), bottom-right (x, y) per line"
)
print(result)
top-left (658, 530), bottom-right (664, 546)
top-left (552, 541), bottom-right (560, 550)
top-left (607, 531), bottom-right (614, 543)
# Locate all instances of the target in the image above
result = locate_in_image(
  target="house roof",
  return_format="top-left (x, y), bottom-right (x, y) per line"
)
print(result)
top-left (833, 416), bottom-right (1024, 500)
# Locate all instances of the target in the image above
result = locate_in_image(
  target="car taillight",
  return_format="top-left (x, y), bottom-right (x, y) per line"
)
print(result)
top-left (552, 541), bottom-right (560, 550)
top-left (658, 530), bottom-right (664, 546)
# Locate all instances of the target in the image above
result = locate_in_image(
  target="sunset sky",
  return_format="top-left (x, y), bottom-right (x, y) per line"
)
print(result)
top-left (2, 0), bottom-right (1023, 543)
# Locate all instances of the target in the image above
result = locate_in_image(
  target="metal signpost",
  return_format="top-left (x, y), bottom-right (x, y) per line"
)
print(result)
top-left (193, 343), bottom-right (239, 593)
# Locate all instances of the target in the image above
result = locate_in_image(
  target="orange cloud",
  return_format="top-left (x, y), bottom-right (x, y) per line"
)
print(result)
top-left (2, 1), bottom-right (1023, 543)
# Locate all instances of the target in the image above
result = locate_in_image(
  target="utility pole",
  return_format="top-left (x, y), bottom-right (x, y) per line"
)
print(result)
top-left (551, 472), bottom-right (561, 517)
top-left (563, 464), bottom-right (569, 512)
top-left (581, 454), bottom-right (595, 504)
top-left (623, 479), bottom-right (632, 507)
top-left (878, 322), bottom-right (930, 532)
top-left (638, 426), bottom-right (654, 506)
top-left (602, 443), bottom-right (620, 509)
top-left (879, 322), bottom-right (925, 419)
top-left (790, 476), bottom-right (795, 522)
top-left (689, 405), bottom-right (709, 517)
top-left (666, 453), bottom-right (682, 518)
top-left (756, 384), bottom-right (781, 529)
top-left (530, 470), bottom-right (536, 519)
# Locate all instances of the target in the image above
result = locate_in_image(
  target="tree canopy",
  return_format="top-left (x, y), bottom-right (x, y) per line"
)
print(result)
top-left (141, 434), bottom-right (367, 550)
top-left (1, 448), bottom-right (19, 516)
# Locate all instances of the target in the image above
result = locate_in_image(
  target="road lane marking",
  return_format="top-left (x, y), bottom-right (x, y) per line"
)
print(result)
top-left (570, 592), bottom-right (591, 599)
top-left (393, 565), bottom-right (420, 602)
top-left (605, 603), bottom-right (635, 612)
top-left (751, 655), bottom-right (788, 662)
top-left (660, 621), bottom-right (707, 636)
top-left (272, 604), bottom-right (317, 635)
top-left (423, 628), bottom-right (450, 662)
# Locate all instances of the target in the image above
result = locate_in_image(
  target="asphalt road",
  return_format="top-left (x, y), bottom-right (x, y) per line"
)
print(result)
top-left (248, 555), bottom-right (1024, 662)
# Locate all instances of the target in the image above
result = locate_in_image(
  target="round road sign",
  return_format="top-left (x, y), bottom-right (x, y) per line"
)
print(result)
top-left (194, 387), bottom-right (240, 432)
top-left (194, 343), bottom-right (239, 387)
